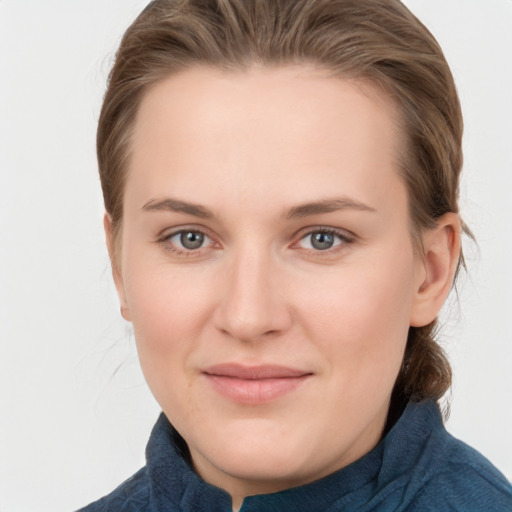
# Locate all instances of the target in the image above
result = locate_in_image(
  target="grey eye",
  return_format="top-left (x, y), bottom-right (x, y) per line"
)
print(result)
top-left (310, 232), bottom-right (335, 250)
top-left (298, 230), bottom-right (344, 251)
top-left (180, 231), bottom-right (205, 250)
top-left (164, 229), bottom-right (214, 254)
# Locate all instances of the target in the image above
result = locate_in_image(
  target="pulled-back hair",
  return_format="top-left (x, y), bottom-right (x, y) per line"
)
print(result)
top-left (98, 0), bottom-right (468, 408)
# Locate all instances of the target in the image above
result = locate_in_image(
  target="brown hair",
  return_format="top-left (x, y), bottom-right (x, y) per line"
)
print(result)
top-left (98, 0), bottom-right (468, 408)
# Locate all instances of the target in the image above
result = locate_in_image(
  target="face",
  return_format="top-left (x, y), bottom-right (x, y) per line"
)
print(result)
top-left (113, 66), bottom-right (428, 500)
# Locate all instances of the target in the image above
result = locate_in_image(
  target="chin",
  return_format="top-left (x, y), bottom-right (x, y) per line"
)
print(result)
top-left (211, 449), bottom-right (316, 489)
top-left (189, 418), bottom-right (329, 485)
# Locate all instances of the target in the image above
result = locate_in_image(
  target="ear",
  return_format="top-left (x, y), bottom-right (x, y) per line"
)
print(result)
top-left (103, 213), bottom-right (131, 321)
top-left (410, 213), bottom-right (461, 327)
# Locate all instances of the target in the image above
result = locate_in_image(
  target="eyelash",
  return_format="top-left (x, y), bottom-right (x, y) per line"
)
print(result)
top-left (294, 228), bottom-right (354, 255)
top-left (158, 227), bottom-right (215, 256)
top-left (157, 227), bottom-right (355, 257)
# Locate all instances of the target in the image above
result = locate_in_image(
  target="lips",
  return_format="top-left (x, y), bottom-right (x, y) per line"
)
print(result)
top-left (202, 364), bottom-right (312, 404)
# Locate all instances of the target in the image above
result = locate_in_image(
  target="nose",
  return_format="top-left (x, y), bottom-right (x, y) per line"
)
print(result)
top-left (213, 245), bottom-right (293, 343)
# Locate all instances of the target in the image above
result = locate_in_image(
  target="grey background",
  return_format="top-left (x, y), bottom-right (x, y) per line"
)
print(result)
top-left (1, 1), bottom-right (511, 510)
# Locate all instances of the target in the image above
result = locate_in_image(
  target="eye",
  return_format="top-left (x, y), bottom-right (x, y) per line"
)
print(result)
top-left (297, 229), bottom-right (347, 251)
top-left (165, 229), bottom-right (213, 252)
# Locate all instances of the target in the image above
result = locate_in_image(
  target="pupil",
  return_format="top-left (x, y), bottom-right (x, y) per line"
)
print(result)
top-left (311, 232), bottom-right (334, 250)
top-left (181, 231), bottom-right (204, 250)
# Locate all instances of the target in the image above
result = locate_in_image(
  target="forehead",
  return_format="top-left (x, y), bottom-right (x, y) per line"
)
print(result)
top-left (127, 65), bottom-right (406, 219)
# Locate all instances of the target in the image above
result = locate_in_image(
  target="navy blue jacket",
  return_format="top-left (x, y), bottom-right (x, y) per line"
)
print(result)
top-left (78, 401), bottom-right (512, 511)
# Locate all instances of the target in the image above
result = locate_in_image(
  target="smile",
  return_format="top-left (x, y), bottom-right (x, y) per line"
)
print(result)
top-left (202, 364), bottom-right (313, 404)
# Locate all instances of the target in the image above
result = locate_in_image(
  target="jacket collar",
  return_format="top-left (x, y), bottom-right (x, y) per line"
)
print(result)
top-left (145, 401), bottom-right (441, 512)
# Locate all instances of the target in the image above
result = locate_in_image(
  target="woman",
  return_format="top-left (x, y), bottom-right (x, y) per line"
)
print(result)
top-left (78, 0), bottom-right (512, 510)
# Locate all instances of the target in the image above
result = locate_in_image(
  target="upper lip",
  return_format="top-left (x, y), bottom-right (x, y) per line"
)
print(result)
top-left (203, 364), bottom-right (312, 380)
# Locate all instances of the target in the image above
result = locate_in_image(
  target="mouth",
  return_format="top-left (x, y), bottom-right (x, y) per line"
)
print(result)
top-left (202, 364), bottom-right (313, 404)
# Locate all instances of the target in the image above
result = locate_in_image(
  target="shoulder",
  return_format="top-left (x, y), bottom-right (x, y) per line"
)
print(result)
top-left (76, 467), bottom-right (151, 512)
top-left (407, 434), bottom-right (512, 511)
top-left (368, 401), bottom-right (512, 512)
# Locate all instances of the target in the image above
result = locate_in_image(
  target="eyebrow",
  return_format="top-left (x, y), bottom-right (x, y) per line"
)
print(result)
top-left (285, 198), bottom-right (376, 219)
top-left (142, 196), bottom-right (376, 220)
top-left (142, 197), bottom-right (214, 219)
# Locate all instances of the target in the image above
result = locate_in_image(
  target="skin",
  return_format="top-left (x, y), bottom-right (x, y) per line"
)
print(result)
top-left (105, 65), bottom-right (460, 511)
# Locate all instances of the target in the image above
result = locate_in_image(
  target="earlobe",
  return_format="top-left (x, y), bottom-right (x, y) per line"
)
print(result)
top-left (410, 213), bottom-right (461, 327)
top-left (103, 213), bottom-right (131, 322)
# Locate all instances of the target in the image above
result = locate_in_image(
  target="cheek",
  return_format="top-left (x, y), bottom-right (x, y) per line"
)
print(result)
top-left (128, 273), bottom-right (210, 340)
top-left (299, 249), bottom-right (416, 384)
top-left (125, 273), bottom-right (212, 423)
top-left (120, 250), bottom-right (216, 388)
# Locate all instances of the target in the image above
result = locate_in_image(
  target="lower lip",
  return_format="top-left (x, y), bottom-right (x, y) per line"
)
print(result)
top-left (204, 374), bottom-right (310, 404)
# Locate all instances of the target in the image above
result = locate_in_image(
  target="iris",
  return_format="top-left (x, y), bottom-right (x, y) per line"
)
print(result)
top-left (181, 231), bottom-right (204, 250)
top-left (310, 232), bottom-right (336, 250)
